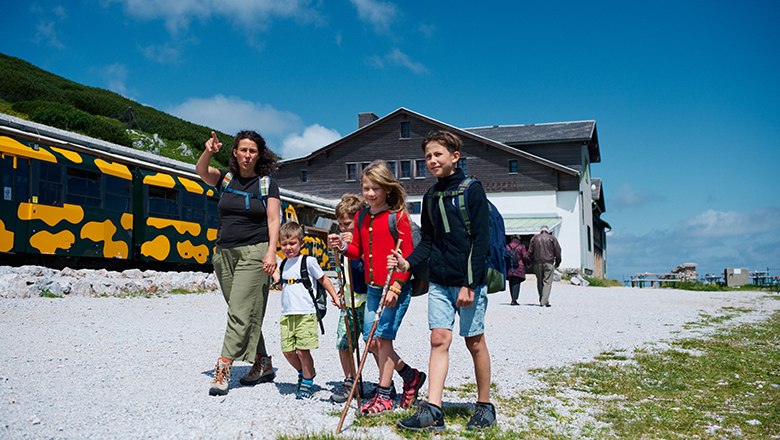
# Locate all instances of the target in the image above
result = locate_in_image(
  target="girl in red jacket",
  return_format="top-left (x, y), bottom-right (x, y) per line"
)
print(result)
top-left (328, 160), bottom-right (426, 415)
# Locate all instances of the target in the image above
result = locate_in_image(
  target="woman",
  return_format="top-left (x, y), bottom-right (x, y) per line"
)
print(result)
top-left (506, 236), bottom-right (531, 306)
top-left (197, 130), bottom-right (280, 396)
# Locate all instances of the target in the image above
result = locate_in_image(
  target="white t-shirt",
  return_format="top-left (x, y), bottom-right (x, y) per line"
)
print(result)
top-left (280, 255), bottom-right (324, 316)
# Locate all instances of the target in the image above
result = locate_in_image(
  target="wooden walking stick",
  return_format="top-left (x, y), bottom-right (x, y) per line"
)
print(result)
top-left (336, 240), bottom-right (403, 434)
top-left (334, 249), bottom-right (360, 407)
top-left (342, 251), bottom-right (365, 399)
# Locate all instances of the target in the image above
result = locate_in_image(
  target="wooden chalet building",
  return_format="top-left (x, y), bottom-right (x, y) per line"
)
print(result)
top-left (274, 108), bottom-right (610, 277)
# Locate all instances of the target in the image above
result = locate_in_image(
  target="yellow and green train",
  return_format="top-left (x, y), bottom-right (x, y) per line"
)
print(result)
top-left (0, 113), bottom-right (335, 269)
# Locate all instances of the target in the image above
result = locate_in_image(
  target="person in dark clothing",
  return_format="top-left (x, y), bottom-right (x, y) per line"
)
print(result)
top-left (506, 236), bottom-right (531, 305)
top-left (389, 130), bottom-right (496, 432)
top-left (528, 226), bottom-right (562, 307)
top-left (196, 130), bottom-right (280, 396)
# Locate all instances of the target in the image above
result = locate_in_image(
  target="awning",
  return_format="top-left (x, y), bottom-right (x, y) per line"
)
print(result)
top-left (503, 216), bottom-right (561, 235)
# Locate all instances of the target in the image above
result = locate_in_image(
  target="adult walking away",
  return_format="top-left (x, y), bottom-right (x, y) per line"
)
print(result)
top-left (528, 226), bottom-right (561, 307)
top-left (389, 130), bottom-right (496, 432)
top-left (506, 236), bottom-right (531, 306)
top-left (196, 131), bottom-right (280, 396)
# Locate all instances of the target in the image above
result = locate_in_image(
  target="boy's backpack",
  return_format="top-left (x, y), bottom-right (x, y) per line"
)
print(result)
top-left (279, 255), bottom-right (327, 334)
top-left (356, 208), bottom-right (429, 297)
top-left (426, 177), bottom-right (508, 294)
top-left (218, 172), bottom-right (270, 209)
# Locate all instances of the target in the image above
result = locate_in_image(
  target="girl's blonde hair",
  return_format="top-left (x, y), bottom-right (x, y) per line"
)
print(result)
top-left (360, 160), bottom-right (407, 213)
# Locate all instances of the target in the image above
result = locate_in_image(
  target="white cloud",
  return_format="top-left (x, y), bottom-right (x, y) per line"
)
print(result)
top-left (34, 20), bottom-right (64, 49)
top-left (613, 183), bottom-right (661, 208)
top-left (606, 207), bottom-right (780, 280)
top-left (350, 0), bottom-right (397, 34)
top-left (140, 43), bottom-right (181, 64)
top-left (368, 48), bottom-right (429, 75)
top-left (167, 95), bottom-right (302, 138)
top-left (281, 124), bottom-right (341, 160)
top-left (107, 0), bottom-right (321, 35)
top-left (101, 63), bottom-right (129, 96)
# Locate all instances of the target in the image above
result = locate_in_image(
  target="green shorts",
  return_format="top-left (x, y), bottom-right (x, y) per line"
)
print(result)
top-left (280, 314), bottom-right (319, 352)
top-left (336, 303), bottom-right (366, 351)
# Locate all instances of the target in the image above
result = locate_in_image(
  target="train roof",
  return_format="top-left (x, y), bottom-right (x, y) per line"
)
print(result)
top-left (0, 112), bottom-right (336, 213)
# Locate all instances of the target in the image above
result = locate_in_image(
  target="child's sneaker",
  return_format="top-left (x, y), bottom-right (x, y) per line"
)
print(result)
top-left (330, 378), bottom-right (354, 403)
top-left (400, 369), bottom-right (426, 409)
top-left (397, 401), bottom-right (445, 432)
top-left (466, 402), bottom-right (496, 430)
top-left (360, 394), bottom-right (394, 416)
top-left (208, 358), bottom-right (232, 396)
top-left (240, 354), bottom-right (275, 386)
top-left (296, 381), bottom-right (314, 399)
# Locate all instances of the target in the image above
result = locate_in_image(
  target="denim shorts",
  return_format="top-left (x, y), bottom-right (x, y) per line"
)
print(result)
top-left (336, 302), bottom-right (366, 350)
top-left (363, 283), bottom-right (411, 341)
top-left (428, 282), bottom-right (488, 337)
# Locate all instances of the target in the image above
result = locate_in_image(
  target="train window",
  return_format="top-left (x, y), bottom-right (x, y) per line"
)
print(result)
top-left (182, 192), bottom-right (205, 223)
top-left (15, 159), bottom-right (29, 202)
top-left (104, 175), bottom-right (131, 212)
top-left (66, 168), bottom-right (101, 208)
top-left (148, 186), bottom-right (179, 219)
top-left (206, 197), bottom-right (219, 229)
top-left (2, 156), bottom-right (12, 201)
top-left (38, 162), bottom-right (63, 206)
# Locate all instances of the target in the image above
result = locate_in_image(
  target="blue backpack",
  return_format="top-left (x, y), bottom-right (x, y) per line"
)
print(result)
top-left (426, 177), bottom-right (508, 293)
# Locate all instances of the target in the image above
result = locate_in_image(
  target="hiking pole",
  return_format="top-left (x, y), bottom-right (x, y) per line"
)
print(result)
top-left (336, 240), bottom-right (402, 434)
top-left (334, 249), bottom-right (361, 407)
top-left (342, 251), bottom-right (365, 401)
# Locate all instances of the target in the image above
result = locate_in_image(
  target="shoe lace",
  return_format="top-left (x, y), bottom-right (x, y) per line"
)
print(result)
top-left (214, 363), bottom-right (231, 384)
top-left (249, 356), bottom-right (271, 376)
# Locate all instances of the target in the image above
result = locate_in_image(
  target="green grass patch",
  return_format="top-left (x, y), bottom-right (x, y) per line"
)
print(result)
top-left (39, 289), bottom-right (61, 298)
top-left (584, 277), bottom-right (624, 287)
top-left (527, 308), bottom-right (780, 439)
top-left (168, 287), bottom-right (209, 295)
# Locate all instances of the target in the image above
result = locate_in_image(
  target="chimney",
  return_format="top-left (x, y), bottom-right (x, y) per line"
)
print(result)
top-left (358, 112), bottom-right (379, 129)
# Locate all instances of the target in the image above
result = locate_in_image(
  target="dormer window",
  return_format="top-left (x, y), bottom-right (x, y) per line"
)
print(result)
top-left (400, 121), bottom-right (411, 139)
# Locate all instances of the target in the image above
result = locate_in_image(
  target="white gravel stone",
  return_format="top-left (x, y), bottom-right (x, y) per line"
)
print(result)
top-left (0, 271), bottom-right (777, 439)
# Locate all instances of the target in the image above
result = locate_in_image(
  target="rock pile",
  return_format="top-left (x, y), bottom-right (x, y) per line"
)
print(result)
top-left (0, 265), bottom-right (219, 298)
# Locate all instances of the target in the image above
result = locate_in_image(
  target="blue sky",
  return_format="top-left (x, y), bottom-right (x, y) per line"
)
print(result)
top-left (2, 0), bottom-right (779, 280)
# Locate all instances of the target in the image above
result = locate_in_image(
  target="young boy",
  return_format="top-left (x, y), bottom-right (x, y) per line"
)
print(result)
top-left (275, 222), bottom-right (341, 399)
top-left (389, 130), bottom-right (496, 431)
top-left (330, 194), bottom-right (368, 403)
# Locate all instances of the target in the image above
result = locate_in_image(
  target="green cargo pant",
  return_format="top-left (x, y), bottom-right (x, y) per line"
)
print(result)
top-left (213, 242), bottom-right (271, 363)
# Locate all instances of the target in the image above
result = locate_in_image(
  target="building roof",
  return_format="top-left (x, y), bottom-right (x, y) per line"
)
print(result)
top-left (466, 120), bottom-right (600, 163)
top-left (280, 107), bottom-right (580, 176)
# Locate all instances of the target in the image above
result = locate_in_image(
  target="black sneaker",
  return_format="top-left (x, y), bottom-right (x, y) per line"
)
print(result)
top-left (330, 378), bottom-right (354, 403)
top-left (397, 401), bottom-right (445, 432)
top-left (466, 402), bottom-right (496, 430)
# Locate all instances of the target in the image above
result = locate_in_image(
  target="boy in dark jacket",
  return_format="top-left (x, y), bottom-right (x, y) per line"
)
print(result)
top-left (389, 130), bottom-right (496, 432)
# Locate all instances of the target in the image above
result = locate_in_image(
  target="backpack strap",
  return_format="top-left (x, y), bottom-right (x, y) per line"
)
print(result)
top-left (280, 256), bottom-right (309, 287)
top-left (387, 211), bottom-right (398, 243)
top-left (356, 206), bottom-right (370, 231)
top-left (218, 171), bottom-right (270, 210)
top-left (455, 178), bottom-right (477, 237)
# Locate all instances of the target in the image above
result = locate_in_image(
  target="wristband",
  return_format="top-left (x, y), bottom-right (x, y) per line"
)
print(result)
top-left (388, 285), bottom-right (401, 294)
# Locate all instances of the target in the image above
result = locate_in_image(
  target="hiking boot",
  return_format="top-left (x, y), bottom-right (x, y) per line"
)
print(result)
top-left (360, 394), bottom-right (394, 416)
top-left (209, 358), bottom-right (232, 396)
top-left (400, 369), bottom-right (426, 409)
top-left (240, 354), bottom-right (275, 386)
top-left (397, 401), bottom-right (445, 432)
top-left (331, 378), bottom-right (354, 403)
top-left (466, 402), bottom-right (496, 430)
top-left (296, 381), bottom-right (314, 399)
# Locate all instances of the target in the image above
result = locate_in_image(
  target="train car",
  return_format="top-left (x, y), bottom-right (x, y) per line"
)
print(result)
top-left (0, 113), bottom-right (336, 270)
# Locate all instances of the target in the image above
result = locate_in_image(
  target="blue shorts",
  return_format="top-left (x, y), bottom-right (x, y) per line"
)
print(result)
top-left (364, 283), bottom-right (411, 341)
top-left (428, 282), bottom-right (488, 337)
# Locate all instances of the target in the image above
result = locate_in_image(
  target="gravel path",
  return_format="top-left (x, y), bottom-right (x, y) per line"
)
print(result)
top-left (1, 280), bottom-right (777, 439)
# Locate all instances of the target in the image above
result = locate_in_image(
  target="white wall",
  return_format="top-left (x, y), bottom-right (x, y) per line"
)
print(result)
top-left (409, 189), bottom-right (589, 273)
